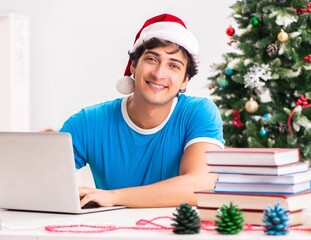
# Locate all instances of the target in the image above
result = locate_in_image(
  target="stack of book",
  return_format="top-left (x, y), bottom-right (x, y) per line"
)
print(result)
top-left (194, 148), bottom-right (311, 225)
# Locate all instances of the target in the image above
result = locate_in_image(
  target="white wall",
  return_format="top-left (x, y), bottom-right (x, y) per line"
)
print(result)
top-left (0, 0), bottom-right (236, 131)
top-left (0, 14), bottom-right (30, 131)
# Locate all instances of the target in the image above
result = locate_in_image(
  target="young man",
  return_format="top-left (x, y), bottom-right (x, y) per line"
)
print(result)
top-left (60, 13), bottom-right (224, 208)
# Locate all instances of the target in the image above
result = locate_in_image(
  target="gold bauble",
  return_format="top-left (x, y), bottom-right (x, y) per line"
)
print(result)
top-left (245, 98), bottom-right (259, 113)
top-left (277, 29), bottom-right (289, 43)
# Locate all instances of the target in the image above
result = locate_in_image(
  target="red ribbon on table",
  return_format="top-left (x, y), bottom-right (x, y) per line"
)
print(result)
top-left (44, 216), bottom-right (311, 234)
top-left (45, 216), bottom-right (173, 233)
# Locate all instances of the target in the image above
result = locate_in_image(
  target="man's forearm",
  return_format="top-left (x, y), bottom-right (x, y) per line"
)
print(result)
top-left (110, 173), bottom-right (217, 207)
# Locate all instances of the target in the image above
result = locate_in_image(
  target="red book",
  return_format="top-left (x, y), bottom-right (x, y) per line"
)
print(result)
top-left (206, 148), bottom-right (300, 166)
top-left (194, 189), bottom-right (311, 212)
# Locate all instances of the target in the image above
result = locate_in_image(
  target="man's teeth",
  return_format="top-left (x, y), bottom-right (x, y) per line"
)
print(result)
top-left (149, 82), bottom-right (165, 89)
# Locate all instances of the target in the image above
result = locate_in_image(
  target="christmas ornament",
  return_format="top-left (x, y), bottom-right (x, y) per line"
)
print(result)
top-left (297, 8), bottom-right (307, 15)
top-left (226, 25), bottom-right (235, 36)
top-left (263, 202), bottom-right (289, 235)
top-left (296, 3), bottom-right (311, 15)
top-left (303, 54), bottom-right (311, 63)
top-left (275, 14), bottom-right (297, 27)
top-left (251, 115), bottom-right (262, 122)
top-left (296, 95), bottom-right (309, 106)
top-left (243, 64), bottom-right (272, 89)
top-left (245, 98), bottom-right (259, 113)
top-left (266, 44), bottom-right (278, 56)
top-left (224, 67), bottom-right (234, 77)
top-left (219, 78), bottom-right (229, 88)
top-left (232, 110), bottom-right (243, 128)
top-left (171, 203), bottom-right (201, 234)
top-left (262, 113), bottom-right (271, 119)
top-left (215, 202), bottom-right (244, 234)
top-left (227, 38), bottom-right (237, 46)
top-left (278, 122), bottom-right (287, 133)
top-left (259, 127), bottom-right (267, 137)
top-left (277, 29), bottom-right (289, 43)
top-left (251, 16), bottom-right (260, 26)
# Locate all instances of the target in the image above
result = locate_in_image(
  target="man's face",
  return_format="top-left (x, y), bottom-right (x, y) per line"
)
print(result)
top-left (130, 45), bottom-right (189, 106)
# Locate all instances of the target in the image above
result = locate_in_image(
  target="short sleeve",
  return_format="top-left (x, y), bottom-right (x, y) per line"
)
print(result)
top-left (184, 97), bottom-right (225, 149)
top-left (59, 111), bottom-right (88, 169)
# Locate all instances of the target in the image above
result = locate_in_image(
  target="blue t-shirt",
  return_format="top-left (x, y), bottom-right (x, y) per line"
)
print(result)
top-left (60, 94), bottom-right (224, 190)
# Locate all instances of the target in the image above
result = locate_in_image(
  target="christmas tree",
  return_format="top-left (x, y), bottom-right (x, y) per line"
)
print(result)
top-left (208, 0), bottom-right (311, 161)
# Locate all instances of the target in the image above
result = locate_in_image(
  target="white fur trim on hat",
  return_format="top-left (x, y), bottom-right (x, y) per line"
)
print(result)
top-left (131, 21), bottom-right (199, 58)
top-left (116, 76), bottom-right (135, 95)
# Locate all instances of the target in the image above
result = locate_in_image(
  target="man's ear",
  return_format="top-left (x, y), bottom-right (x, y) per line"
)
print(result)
top-left (184, 74), bottom-right (190, 83)
top-left (130, 63), bottom-right (136, 76)
top-left (182, 75), bottom-right (190, 86)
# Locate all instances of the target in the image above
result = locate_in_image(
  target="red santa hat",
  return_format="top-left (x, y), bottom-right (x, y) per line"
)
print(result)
top-left (116, 13), bottom-right (199, 95)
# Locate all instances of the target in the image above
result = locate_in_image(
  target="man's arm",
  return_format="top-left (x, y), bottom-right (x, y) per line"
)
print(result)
top-left (79, 142), bottom-right (222, 207)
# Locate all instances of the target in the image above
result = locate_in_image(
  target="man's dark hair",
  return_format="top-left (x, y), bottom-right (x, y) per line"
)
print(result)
top-left (129, 38), bottom-right (198, 80)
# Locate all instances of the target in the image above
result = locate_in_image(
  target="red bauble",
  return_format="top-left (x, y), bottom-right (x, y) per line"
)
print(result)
top-left (303, 54), bottom-right (311, 63)
top-left (296, 95), bottom-right (309, 106)
top-left (226, 26), bottom-right (235, 36)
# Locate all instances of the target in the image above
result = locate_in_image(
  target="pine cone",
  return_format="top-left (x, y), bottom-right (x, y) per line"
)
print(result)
top-left (171, 203), bottom-right (201, 234)
top-left (263, 202), bottom-right (289, 235)
top-left (215, 202), bottom-right (244, 234)
top-left (266, 44), bottom-right (278, 56)
top-left (278, 121), bottom-right (287, 133)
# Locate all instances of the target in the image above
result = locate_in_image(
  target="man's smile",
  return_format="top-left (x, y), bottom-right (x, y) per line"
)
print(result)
top-left (147, 81), bottom-right (167, 89)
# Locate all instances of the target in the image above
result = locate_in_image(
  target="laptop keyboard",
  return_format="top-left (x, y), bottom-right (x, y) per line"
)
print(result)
top-left (81, 203), bottom-right (101, 209)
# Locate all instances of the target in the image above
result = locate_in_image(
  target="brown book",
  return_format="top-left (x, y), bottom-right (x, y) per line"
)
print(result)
top-left (194, 189), bottom-right (311, 211)
top-left (197, 207), bottom-right (303, 226)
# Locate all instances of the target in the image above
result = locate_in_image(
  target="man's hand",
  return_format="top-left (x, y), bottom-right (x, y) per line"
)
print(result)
top-left (79, 186), bottom-right (116, 207)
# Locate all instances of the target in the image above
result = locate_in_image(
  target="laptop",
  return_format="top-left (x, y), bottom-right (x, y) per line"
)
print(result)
top-left (0, 132), bottom-right (125, 214)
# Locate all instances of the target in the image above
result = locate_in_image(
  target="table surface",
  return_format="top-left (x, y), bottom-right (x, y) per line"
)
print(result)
top-left (0, 207), bottom-right (311, 240)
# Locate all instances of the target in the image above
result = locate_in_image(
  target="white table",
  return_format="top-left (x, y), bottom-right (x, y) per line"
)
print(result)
top-left (0, 207), bottom-right (311, 240)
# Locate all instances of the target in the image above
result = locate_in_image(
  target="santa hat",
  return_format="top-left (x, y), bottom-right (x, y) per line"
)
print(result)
top-left (116, 13), bottom-right (199, 95)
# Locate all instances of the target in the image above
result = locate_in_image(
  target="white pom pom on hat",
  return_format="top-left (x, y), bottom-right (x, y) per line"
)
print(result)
top-left (116, 13), bottom-right (199, 95)
top-left (116, 76), bottom-right (135, 95)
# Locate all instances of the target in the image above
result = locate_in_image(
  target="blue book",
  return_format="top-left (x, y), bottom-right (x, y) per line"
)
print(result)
top-left (214, 180), bottom-right (311, 194)
top-left (217, 170), bottom-right (311, 184)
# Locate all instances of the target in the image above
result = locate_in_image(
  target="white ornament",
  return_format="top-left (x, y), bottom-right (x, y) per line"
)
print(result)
top-left (287, 68), bottom-right (301, 78)
top-left (244, 64), bottom-right (272, 89)
top-left (278, 43), bottom-right (286, 55)
top-left (276, 14), bottom-right (297, 27)
top-left (296, 116), bottom-right (311, 130)
top-left (304, 65), bottom-right (311, 71)
top-left (289, 31), bottom-right (301, 38)
top-left (244, 59), bottom-right (253, 66)
top-left (227, 58), bottom-right (241, 68)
